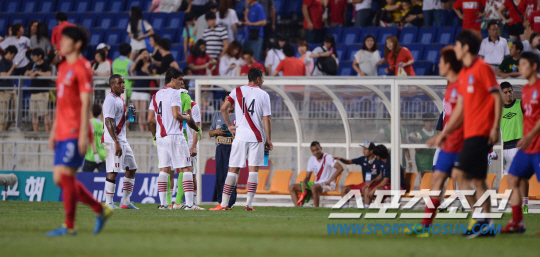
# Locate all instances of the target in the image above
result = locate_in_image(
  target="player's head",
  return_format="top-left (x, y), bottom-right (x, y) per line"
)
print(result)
top-left (31, 48), bottom-right (45, 62)
top-left (310, 141), bottom-right (323, 159)
top-left (282, 43), bottom-right (295, 58)
top-left (439, 46), bottom-right (462, 77)
top-left (373, 145), bottom-right (389, 160)
top-left (248, 68), bottom-right (264, 87)
top-left (3, 45), bottom-right (18, 61)
top-left (119, 43), bottom-right (132, 57)
top-left (165, 67), bottom-right (184, 89)
top-left (92, 104), bottom-right (102, 118)
top-left (205, 12), bottom-right (217, 27)
top-left (56, 12), bottom-right (68, 23)
top-left (455, 30), bottom-right (481, 60)
top-left (60, 26), bottom-right (89, 56)
top-left (422, 113), bottom-right (435, 129)
top-left (519, 51), bottom-right (540, 80)
top-left (109, 74), bottom-right (125, 94)
top-left (361, 141), bottom-right (376, 158)
top-left (500, 82), bottom-right (514, 104)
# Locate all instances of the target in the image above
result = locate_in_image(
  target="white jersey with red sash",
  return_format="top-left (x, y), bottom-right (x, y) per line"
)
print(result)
top-left (226, 85), bottom-right (271, 142)
top-left (149, 87), bottom-right (183, 138)
top-left (307, 154), bottom-right (336, 184)
top-left (102, 92), bottom-right (128, 145)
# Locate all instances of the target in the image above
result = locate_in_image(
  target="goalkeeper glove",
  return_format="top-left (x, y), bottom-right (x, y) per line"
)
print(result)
top-left (153, 136), bottom-right (157, 147)
top-left (195, 127), bottom-right (202, 141)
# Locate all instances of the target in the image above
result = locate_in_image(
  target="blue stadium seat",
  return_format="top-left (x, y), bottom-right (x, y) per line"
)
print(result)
top-left (422, 44), bottom-right (444, 62)
top-left (116, 16), bottom-right (130, 29)
top-left (89, 29), bottom-right (105, 47)
top-left (108, 0), bottom-right (126, 12)
top-left (377, 27), bottom-right (399, 45)
top-left (21, 0), bottom-right (38, 13)
top-left (418, 27), bottom-right (437, 44)
top-left (161, 28), bottom-right (178, 43)
top-left (378, 47), bottom-right (385, 59)
top-left (83, 46), bottom-right (96, 61)
top-left (339, 62), bottom-right (353, 76)
top-left (151, 14), bottom-right (168, 29)
top-left (144, 0), bottom-right (154, 11)
top-left (126, 0), bottom-right (143, 11)
top-left (326, 27), bottom-right (343, 44)
top-left (105, 30), bottom-right (123, 46)
top-left (399, 27), bottom-right (418, 45)
top-left (79, 15), bottom-right (96, 30)
top-left (75, 0), bottom-right (92, 13)
top-left (39, 0), bottom-right (56, 13)
top-left (413, 61), bottom-right (434, 75)
top-left (57, 0), bottom-right (74, 13)
top-left (308, 43), bottom-right (318, 51)
top-left (10, 14), bottom-right (27, 26)
top-left (170, 49), bottom-right (180, 61)
top-left (109, 44), bottom-right (120, 59)
top-left (336, 45), bottom-right (348, 62)
top-left (4, 1), bottom-right (21, 12)
top-left (97, 15), bottom-right (116, 30)
top-left (274, 0), bottom-right (284, 16)
top-left (67, 13), bottom-right (79, 24)
top-left (0, 14), bottom-right (10, 35)
top-left (403, 44), bottom-right (424, 61)
top-left (166, 12), bottom-right (185, 28)
top-left (447, 10), bottom-right (460, 27)
top-left (347, 47), bottom-right (360, 62)
top-left (47, 17), bottom-right (58, 31)
top-left (378, 64), bottom-right (389, 76)
top-left (341, 27), bottom-right (361, 45)
top-left (436, 26), bottom-right (455, 45)
top-left (92, 0), bottom-right (109, 13)
top-left (360, 27), bottom-right (379, 44)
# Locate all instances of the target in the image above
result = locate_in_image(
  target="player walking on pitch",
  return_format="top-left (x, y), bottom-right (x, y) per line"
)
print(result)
top-left (210, 68), bottom-right (273, 211)
top-left (102, 75), bottom-right (139, 209)
top-left (47, 26), bottom-right (112, 236)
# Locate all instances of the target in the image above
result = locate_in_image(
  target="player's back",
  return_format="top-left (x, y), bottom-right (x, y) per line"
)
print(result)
top-left (522, 80), bottom-right (540, 153)
top-left (230, 85), bottom-right (271, 143)
top-left (151, 87), bottom-right (183, 138)
top-left (442, 81), bottom-right (464, 153)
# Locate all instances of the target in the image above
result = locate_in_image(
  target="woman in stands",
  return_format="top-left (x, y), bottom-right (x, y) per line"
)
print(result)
top-left (217, 0), bottom-right (241, 41)
top-left (127, 6), bottom-right (154, 60)
top-left (27, 20), bottom-right (38, 39)
top-left (353, 34), bottom-right (381, 76)
top-left (92, 49), bottom-right (111, 103)
top-left (149, 34), bottom-right (162, 64)
top-left (30, 22), bottom-right (52, 62)
top-left (297, 41), bottom-right (314, 75)
top-left (498, 0), bottom-right (527, 40)
top-left (381, 35), bottom-right (415, 76)
top-left (130, 49), bottom-right (154, 132)
top-left (219, 40), bottom-right (244, 76)
top-left (188, 39), bottom-right (217, 76)
top-left (310, 34), bottom-right (339, 76)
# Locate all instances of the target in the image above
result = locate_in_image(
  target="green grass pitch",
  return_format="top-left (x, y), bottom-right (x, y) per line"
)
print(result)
top-left (1, 201), bottom-right (539, 257)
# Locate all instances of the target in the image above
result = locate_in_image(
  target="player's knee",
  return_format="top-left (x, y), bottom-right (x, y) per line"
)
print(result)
top-left (507, 175), bottom-right (520, 187)
top-left (289, 184), bottom-right (296, 191)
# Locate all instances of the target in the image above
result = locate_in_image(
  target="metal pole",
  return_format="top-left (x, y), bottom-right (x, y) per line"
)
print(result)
top-left (195, 79), bottom-right (202, 204)
top-left (15, 77), bottom-right (22, 130)
top-left (391, 79), bottom-right (400, 192)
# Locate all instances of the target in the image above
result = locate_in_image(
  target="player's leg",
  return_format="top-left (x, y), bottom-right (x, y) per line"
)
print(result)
top-left (174, 135), bottom-right (202, 210)
top-left (289, 183), bottom-right (302, 206)
top-left (103, 142), bottom-right (120, 208)
top-left (341, 185), bottom-right (351, 197)
top-left (223, 145), bottom-right (237, 208)
top-left (311, 183), bottom-right (324, 207)
top-left (502, 151), bottom-right (533, 233)
top-left (174, 169), bottom-right (185, 208)
top-left (210, 140), bottom-right (246, 210)
top-left (105, 172), bottom-right (118, 207)
top-left (521, 179), bottom-right (529, 213)
top-left (156, 137), bottom-right (173, 209)
top-left (120, 144), bottom-right (138, 208)
top-left (244, 141), bottom-right (266, 210)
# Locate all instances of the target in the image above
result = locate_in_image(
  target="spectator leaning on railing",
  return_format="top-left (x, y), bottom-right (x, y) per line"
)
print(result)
top-left (498, 40), bottom-right (523, 78)
top-left (382, 35), bottom-right (415, 76)
top-left (0, 45), bottom-right (18, 132)
top-left (479, 21), bottom-right (510, 72)
top-left (353, 34), bottom-right (381, 76)
top-left (25, 48), bottom-right (52, 132)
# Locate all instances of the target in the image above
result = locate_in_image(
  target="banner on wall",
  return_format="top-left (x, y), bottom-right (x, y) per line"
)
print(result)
top-left (0, 171), bottom-right (61, 201)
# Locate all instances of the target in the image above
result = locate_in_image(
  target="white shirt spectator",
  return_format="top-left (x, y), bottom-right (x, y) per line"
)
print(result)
top-left (127, 20), bottom-right (153, 52)
top-left (93, 61), bottom-right (112, 85)
top-left (0, 36), bottom-right (31, 68)
top-left (203, 25), bottom-right (228, 59)
top-left (300, 51), bottom-right (314, 75)
top-left (152, 0), bottom-right (182, 13)
top-left (479, 36), bottom-right (510, 65)
top-left (217, 9), bottom-right (240, 41)
top-left (265, 48), bottom-right (285, 76)
top-left (423, 0), bottom-right (442, 10)
top-left (354, 49), bottom-right (381, 76)
top-left (219, 54), bottom-right (244, 76)
top-left (355, 0), bottom-right (371, 10)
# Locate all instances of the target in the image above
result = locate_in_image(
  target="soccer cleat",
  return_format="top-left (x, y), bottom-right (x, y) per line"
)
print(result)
top-left (462, 218), bottom-right (480, 239)
top-left (523, 205), bottom-right (529, 214)
top-left (244, 206), bottom-right (255, 211)
top-left (46, 224), bottom-right (77, 237)
top-left (120, 203), bottom-right (139, 209)
top-left (403, 224), bottom-right (430, 237)
top-left (158, 205), bottom-right (171, 210)
top-left (93, 203), bottom-right (113, 235)
top-left (501, 220), bottom-right (526, 233)
top-left (209, 205), bottom-right (229, 211)
top-left (185, 205), bottom-right (205, 210)
top-left (296, 192), bottom-right (307, 206)
top-left (173, 203), bottom-right (186, 210)
top-left (108, 203), bottom-right (119, 209)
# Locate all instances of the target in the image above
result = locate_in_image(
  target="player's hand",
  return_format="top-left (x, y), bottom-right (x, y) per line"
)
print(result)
top-left (196, 127), bottom-right (202, 141)
top-left (307, 22), bottom-right (314, 30)
top-left (488, 128), bottom-right (499, 145)
top-left (334, 157), bottom-right (343, 162)
top-left (78, 137), bottom-right (88, 156)
top-left (190, 146), bottom-right (198, 157)
top-left (433, 133), bottom-right (447, 148)
top-left (48, 134), bottom-right (55, 151)
top-left (517, 134), bottom-right (534, 150)
top-left (114, 141), bottom-right (123, 157)
top-left (426, 136), bottom-right (439, 148)
top-left (228, 125), bottom-right (237, 136)
top-left (94, 153), bottom-right (102, 164)
top-left (265, 140), bottom-right (273, 151)
top-left (183, 114), bottom-right (191, 121)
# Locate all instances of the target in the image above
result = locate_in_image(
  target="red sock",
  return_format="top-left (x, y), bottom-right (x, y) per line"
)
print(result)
top-left (421, 198), bottom-right (441, 226)
top-left (511, 205), bottom-right (523, 224)
top-left (60, 173), bottom-right (77, 229)
top-left (75, 180), bottom-right (103, 214)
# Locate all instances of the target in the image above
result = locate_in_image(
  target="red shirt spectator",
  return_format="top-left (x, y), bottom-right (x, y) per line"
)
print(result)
top-left (303, 0), bottom-right (324, 30)
top-left (525, 0), bottom-right (537, 17)
top-left (529, 10), bottom-right (540, 32)
top-left (453, 0), bottom-right (486, 30)
top-left (274, 57), bottom-right (307, 76)
top-left (240, 61), bottom-right (265, 75)
top-left (387, 47), bottom-right (416, 76)
top-left (51, 21), bottom-right (75, 51)
top-left (503, 0), bottom-right (527, 25)
top-left (187, 53), bottom-right (212, 75)
top-left (327, 0), bottom-right (347, 25)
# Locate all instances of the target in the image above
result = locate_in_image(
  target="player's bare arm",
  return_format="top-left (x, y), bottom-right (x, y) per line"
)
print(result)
top-left (333, 157), bottom-right (353, 164)
top-left (185, 109), bottom-right (198, 131)
top-left (326, 162), bottom-right (344, 185)
top-left (48, 111), bottom-right (58, 151)
top-left (105, 117), bottom-right (122, 157)
top-left (78, 92), bottom-right (91, 156)
top-left (302, 172), bottom-right (312, 192)
top-left (434, 96), bottom-right (464, 147)
top-left (489, 90), bottom-right (503, 145)
top-left (209, 127), bottom-right (227, 137)
top-left (518, 115), bottom-right (540, 149)
top-left (221, 100), bottom-right (236, 135)
top-left (264, 116), bottom-right (272, 150)
top-left (171, 106), bottom-right (191, 121)
top-left (148, 109), bottom-right (156, 137)
top-left (190, 121), bottom-right (201, 157)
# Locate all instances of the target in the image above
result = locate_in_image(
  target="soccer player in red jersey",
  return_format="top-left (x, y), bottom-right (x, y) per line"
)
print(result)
top-left (46, 26), bottom-right (112, 237)
top-left (501, 52), bottom-right (540, 234)
top-left (435, 30), bottom-right (503, 238)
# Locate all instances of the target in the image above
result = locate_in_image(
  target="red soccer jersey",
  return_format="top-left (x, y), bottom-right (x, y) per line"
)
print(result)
top-left (529, 10), bottom-right (540, 32)
top-left (526, 0), bottom-right (537, 17)
top-left (240, 61), bottom-right (265, 75)
top-left (521, 79), bottom-right (540, 153)
top-left (504, 0), bottom-right (527, 25)
top-left (457, 57), bottom-right (500, 139)
top-left (55, 57), bottom-right (94, 141)
top-left (303, 0), bottom-right (324, 30)
top-left (442, 81), bottom-right (465, 153)
top-left (453, 0), bottom-right (485, 30)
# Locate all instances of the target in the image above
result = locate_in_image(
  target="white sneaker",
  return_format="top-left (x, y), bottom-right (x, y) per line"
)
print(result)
top-left (158, 205), bottom-right (171, 210)
top-left (108, 203), bottom-right (119, 209)
top-left (173, 203), bottom-right (186, 210)
top-left (184, 205), bottom-right (205, 210)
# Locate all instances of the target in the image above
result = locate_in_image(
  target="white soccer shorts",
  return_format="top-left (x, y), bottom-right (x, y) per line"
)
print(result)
top-left (156, 134), bottom-right (191, 169)
top-left (104, 143), bottom-right (138, 173)
top-left (228, 140), bottom-right (265, 168)
top-left (503, 148), bottom-right (519, 175)
top-left (316, 181), bottom-right (336, 193)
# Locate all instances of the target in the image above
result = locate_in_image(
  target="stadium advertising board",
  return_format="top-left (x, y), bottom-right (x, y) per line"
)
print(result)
top-left (0, 171), bottom-right (60, 202)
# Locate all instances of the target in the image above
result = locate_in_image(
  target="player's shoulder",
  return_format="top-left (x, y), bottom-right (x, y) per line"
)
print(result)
top-left (308, 155), bottom-right (317, 163)
top-left (324, 153), bottom-right (334, 160)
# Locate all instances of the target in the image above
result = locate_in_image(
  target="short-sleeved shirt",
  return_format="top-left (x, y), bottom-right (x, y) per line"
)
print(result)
top-left (307, 154), bottom-right (336, 184)
top-left (0, 36), bottom-right (31, 68)
top-left (159, 53), bottom-right (175, 74)
top-left (442, 81), bottom-right (464, 153)
top-left (0, 58), bottom-right (14, 87)
top-left (148, 87), bottom-right (183, 138)
top-left (226, 85), bottom-right (271, 142)
top-left (275, 57), bottom-right (306, 76)
top-left (303, 0), bottom-right (324, 30)
top-left (187, 53), bottom-right (211, 75)
top-left (351, 156), bottom-right (380, 182)
top-left (240, 61), bottom-right (266, 75)
top-left (27, 62), bottom-right (52, 93)
top-left (102, 92), bottom-right (128, 145)
top-left (210, 111), bottom-right (236, 145)
top-left (217, 9), bottom-right (240, 41)
top-left (525, 0), bottom-right (537, 17)
top-left (203, 26), bottom-right (228, 59)
top-left (453, 0), bottom-right (485, 30)
top-left (379, 156), bottom-right (407, 189)
top-left (521, 79), bottom-right (540, 153)
top-left (387, 47), bottom-right (415, 76)
top-left (529, 10), bottom-right (540, 32)
top-left (180, 90), bottom-right (192, 113)
top-left (498, 56), bottom-right (520, 73)
top-left (265, 48), bottom-right (285, 76)
top-left (504, 0), bottom-right (526, 25)
top-left (30, 36), bottom-right (52, 55)
top-left (328, 0), bottom-right (347, 24)
top-left (182, 25), bottom-right (197, 43)
top-left (51, 22), bottom-right (75, 51)
top-left (457, 57), bottom-right (500, 139)
top-left (55, 57), bottom-right (93, 141)
top-left (247, 2), bottom-right (267, 38)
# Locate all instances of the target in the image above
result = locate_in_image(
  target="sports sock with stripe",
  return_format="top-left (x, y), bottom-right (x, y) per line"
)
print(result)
top-left (183, 172), bottom-right (195, 207)
top-left (221, 172), bottom-right (238, 208)
top-left (157, 172), bottom-right (169, 206)
top-left (122, 177), bottom-right (134, 205)
top-left (105, 178), bottom-right (115, 204)
top-left (246, 172), bottom-right (258, 208)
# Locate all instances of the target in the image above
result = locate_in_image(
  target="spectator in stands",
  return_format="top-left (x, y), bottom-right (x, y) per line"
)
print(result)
top-left (453, 0), bottom-right (485, 37)
top-left (353, 35), bottom-right (381, 76)
top-left (127, 6), bottom-right (155, 60)
top-left (96, 43), bottom-right (113, 69)
top-left (240, 48), bottom-right (265, 75)
top-left (382, 35), bottom-right (415, 76)
top-left (25, 48), bottom-right (52, 132)
top-left (298, 41), bottom-right (314, 75)
top-left (196, 2), bottom-right (218, 40)
top-left (479, 21), bottom-right (510, 71)
top-left (112, 43), bottom-right (135, 100)
top-left (183, 67), bottom-right (196, 90)
top-left (523, 32), bottom-right (540, 53)
top-left (30, 23), bottom-right (52, 62)
top-left (401, 0), bottom-right (424, 27)
top-left (157, 38), bottom-right (180, 74)
top-left (218, 0), bottom-right (241, 41)
top-left (149, 34), bottom-right (162, 67)
top-left (243, 0), bottom-right (268, 62)
top-left (219, 41), bottom-right (244, 76)
top-left (498, 41), bottom-right (523, 78)
top-left (327, 0), bottom-right (348, 26)
top-left (192, 0), bottom-right (212, 18)
top-left (83, 104), bottom-right (106, 172)
top-left (274, 43), bottom-right (307, 76)
top-left (149, 0), bottom-right (186, 13)
top-left (27, 20), bottom-right (38, 39)
top-left (92, 49), bottom-right (112, 103)
top-left (51, 12), bottom-right (74, 51)
top-left (0, 24), bottom-right (31, 75)
top-left (183, 13), bottom-right (198, 59)
top-left (528, 5), bottom-right (540, 32)
top-left (498, 0), bottom-right (527, 40)
top-left (188, 39), bottom-right (217, 75)
top-left (310, 34), bottom-right (339, 76)
top-left (0, 46), bottom-right (18, 131)
top-left (265, 36), bottom-right (286, 76)
top-left (423, 0), bottom-right (443, 26)
top-left (354, 0), bottom-right (373, 27)
top-left (485, 0), bottom-right (505, 36)
top-left (244, 0), bottom-right (276, 53)
top-left (379, 0), bottom-right (403, 26)
top-left (302, 0), bottom-right (324, 43)
top-left (410, 113), bottom-right (436, 179)
top-left (203, 12), bottom-right (229, 60)
top-left (130, 49), bottom-right (153, 132)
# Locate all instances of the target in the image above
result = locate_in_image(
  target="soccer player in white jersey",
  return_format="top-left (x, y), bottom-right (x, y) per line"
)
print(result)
top-left (210, 68), bottom-right (273, 211)
top-left (148, 68), bottom-right (204, 210)
top-left (102, 75), bottom-right (139, 209)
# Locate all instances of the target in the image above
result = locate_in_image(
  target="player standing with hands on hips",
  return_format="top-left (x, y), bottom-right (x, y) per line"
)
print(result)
top-left (210, 68), bottom-right (272, 211)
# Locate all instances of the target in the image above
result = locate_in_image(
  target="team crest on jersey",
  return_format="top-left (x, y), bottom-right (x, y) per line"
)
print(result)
top-left (533, 90), bottom-right (539, 104)
top-left (451, 88), bottom-right (457, 100)
top-left (372, 164), bottom-right (376, 169)
top-left (467, 75), bottom-right (474, 93)
top-left (63, 70), bottom-right (74, 86)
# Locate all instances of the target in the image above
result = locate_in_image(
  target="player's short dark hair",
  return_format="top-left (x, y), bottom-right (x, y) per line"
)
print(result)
top-left (487, 21), bottom-right (498, 30)
top-left (520, 51), bottom-right (540, 71)
top-left (109, 74), bottom-right (123, 85)
top-left (31, 48), bottom-right (45, 59)
top-left (310, 141), bottom-right (321, 147)
top-left (56, 12), bottom-right (68, 22)
top-left (165, 67), bottom-right (183, 84)
top-left (456, 30), bottom-right (481, 55)
top-left (62, 26), bottom-right (89, 51)
top-left (119, 43), bottom-right (132, 56)
top-left (92, 104), bottom-right (102, 118)
top-left (440, 46), bottom-right (462, 73)
top-left (248, 68), bottom-right (263, 83)
top-left (500, 82), bottom-right (513, 91)
top-left (282, 43), bottom-right (295, 57)
top-left (11, 23), bottom-right (23, 35)
top-left (159, 38), bottom-right (171, 51)
top-left (243, 48), bottom-right (254, 56)
top-left (4, 45), bottom-right (18, 55)
top-left (514, 41), bottom-right (524, 53)
top-left (205, 11), bottom-right (216, 21)
top-left (373, 145), bottom-right (389, 159)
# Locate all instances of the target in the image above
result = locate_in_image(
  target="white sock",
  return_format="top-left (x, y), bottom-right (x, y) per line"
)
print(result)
top-left (364, 204), bottom-right (370, 209)
top-left (193, 192), bottom-right (197, 205)
top-left (183, 172), bottom-right (194, 207)
top-left (343, 202), bottom-right (350, 208)
top-left (246, 172), bottom-right (258, 208)
top-left (122, 177), bottom-right (134, 205)
top-left (158, 172), bottom-right (169, 206)
top-left (221, 172), bottom-right (238, 208)
top-left (105, 179), bottom-right (115, 204)
top-left (523, 197), bottom-right (529, 205)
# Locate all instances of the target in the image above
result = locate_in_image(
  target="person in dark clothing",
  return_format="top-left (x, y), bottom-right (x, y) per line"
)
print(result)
top-left (401, 0), bottom-right (424, 27)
